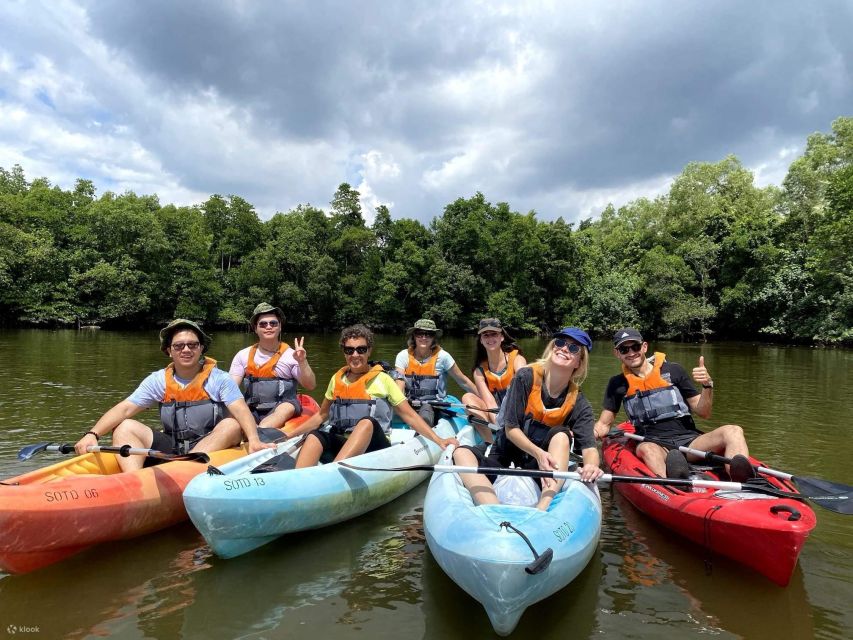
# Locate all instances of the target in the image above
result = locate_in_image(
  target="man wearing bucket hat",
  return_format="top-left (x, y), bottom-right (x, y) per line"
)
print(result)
top-left (452, 327), bottom-right (602, 511)
top-left (394, 319), bottom-right (478, 425)
top-left (229, 303), bottom-right (316, 430)
top-left (593, 327), bottom-right (754, 482)
top-left (74, 319), bottom-right (273, 472)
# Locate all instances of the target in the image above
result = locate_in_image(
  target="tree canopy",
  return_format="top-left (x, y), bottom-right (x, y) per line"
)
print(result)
top-left (1, 117), bottom-right (851, 345)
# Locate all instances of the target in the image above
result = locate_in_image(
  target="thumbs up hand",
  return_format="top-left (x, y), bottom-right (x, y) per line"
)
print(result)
top-left (692, 355), bottom-right (713, 389)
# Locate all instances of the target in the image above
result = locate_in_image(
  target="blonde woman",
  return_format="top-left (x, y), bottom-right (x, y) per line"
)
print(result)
top-left (452, 327), bottom-right (602, 511)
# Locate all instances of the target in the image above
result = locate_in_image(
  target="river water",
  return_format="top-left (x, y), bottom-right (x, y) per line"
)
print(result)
top-left (0, 329), bottom-right (851, 639)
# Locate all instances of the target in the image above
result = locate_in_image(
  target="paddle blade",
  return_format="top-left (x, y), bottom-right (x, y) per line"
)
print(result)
top-left (794, 476), bottom-right (853, 515)
top-left (17, 442), bottom-right (55, 461)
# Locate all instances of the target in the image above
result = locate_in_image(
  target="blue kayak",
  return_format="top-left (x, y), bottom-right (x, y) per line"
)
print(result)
top-left (183, 401), bottom-right (467, 559)
top-left (424, 425), bottom-right (602, 636)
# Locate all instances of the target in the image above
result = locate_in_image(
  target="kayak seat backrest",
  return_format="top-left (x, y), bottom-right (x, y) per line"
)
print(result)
top-left (20, 452), bottom-right (122, 485)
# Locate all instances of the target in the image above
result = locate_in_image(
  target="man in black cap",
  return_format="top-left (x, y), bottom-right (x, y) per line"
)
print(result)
top-left (593, 327), bottom-right (754, 481)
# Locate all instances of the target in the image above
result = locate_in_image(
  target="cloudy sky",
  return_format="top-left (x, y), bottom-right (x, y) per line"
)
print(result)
top-left (1, 1), bottom-right (851, 224)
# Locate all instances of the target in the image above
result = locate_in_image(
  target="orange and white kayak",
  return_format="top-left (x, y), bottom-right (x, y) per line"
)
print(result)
top-left (0, 394), bottom-right (319, 574)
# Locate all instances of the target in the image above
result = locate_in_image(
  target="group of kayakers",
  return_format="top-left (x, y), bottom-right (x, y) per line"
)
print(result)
top-left (74, 305), bottom-right (756, 496)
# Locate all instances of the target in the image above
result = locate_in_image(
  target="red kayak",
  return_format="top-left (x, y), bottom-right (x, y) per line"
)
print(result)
top-left (0, 394), bottom-right (319, 574)
top-left (602, 423), bottom-right (816, 586)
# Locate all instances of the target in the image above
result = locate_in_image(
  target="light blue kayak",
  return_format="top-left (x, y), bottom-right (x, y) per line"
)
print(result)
top-left (183, 403), bottom-right (467, 559)
top-left (424, 426), bottom-right (602, 636)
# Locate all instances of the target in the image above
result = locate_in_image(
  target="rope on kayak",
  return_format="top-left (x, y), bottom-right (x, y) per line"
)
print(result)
top-left (702, 505), bottom-right (723, 576)
top-left (499, 521), bottom-right (554, 575)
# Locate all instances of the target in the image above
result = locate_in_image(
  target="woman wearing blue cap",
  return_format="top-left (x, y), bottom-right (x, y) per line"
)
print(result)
top-left (452, 327), bottom-right (603, 511)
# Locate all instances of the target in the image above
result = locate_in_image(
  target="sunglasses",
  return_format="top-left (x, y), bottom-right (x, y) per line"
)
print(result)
top-left (553, 338), bottom-right (581, 354)
top-left (257, 320), bottom-right (279, 328)
top-left (617, 343), bottom-right (642, 354)
top-left (342, 345), bottom-right (369, 355)
top-left (171, 341), bottom-right (201, 352)
top-left (413, 330), bottom-right (434, 338)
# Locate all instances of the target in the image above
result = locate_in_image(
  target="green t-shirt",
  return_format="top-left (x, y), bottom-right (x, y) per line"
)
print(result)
top-left (324, 370), bottom-right (406, 406)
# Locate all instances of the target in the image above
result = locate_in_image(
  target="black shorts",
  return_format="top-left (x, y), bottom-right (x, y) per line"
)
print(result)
top-left (643, 430), bottom-right (704, 450)
top-left (144, 430), bottom-right (205, 467)
top-left (309, 417), bottom-right (390, 463)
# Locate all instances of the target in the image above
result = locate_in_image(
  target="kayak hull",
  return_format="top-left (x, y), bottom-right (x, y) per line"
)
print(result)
top-left (183, 403), bottom-right (468, 559)
top-left (0, 395), bottom-right (319, 574)
top-left (424, 427), bottom-right (602, 636)
top-left (602, 424), bottom-right (816, 586)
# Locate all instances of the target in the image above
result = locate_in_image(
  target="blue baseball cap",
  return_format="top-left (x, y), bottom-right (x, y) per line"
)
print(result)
top-left (553, 327), bottom-right (592, 351)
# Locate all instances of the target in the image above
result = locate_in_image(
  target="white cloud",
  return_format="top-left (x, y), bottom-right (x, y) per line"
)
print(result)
top-left (1, 0), bottom-right (851, 224)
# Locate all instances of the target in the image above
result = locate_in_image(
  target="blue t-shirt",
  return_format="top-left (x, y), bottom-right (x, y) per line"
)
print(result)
top-left (127, 367), bottom-right (244, 409)
top-left (394, 348), bottom-right (456, 399)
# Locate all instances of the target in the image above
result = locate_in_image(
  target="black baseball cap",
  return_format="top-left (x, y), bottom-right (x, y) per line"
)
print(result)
top-left (612, 327), bottom-right (643, 347)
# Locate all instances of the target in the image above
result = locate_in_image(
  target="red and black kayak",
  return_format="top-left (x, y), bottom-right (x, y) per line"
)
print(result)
top-left (602, 423), bottom-right (817, 586)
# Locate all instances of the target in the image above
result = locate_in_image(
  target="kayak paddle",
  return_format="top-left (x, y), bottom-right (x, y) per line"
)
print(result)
top-left (17, 442), bottom-right (210, 463)
top-left (338, 461), bottom-right (810, 500)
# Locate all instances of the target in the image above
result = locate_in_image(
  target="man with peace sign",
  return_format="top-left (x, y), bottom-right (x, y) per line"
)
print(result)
top-left (593, 327), bottom-right (754, 482)
top-left (229, 303), bottom-right (317, 431)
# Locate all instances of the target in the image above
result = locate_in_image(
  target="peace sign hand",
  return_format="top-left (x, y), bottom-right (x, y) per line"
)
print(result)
top-left (293, 336), bottom-right (308, 363)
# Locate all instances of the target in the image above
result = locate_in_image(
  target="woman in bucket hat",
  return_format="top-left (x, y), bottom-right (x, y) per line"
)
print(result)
top-left (460, 318), bottom-right (527, 444)
top-left (393, 319), bottom-right (478, 425)
top-left (229, 303), bottom-right (316, 431)
top-left (74, 319), bottom-right (273, 472)
top-left (452, 327), bottom-right (603, 511)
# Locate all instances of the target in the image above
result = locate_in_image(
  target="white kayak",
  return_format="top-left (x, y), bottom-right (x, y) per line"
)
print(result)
top-left (183, 407), bottom-right (467, 559)
top-left (423, 426), bottom-right (602, 636)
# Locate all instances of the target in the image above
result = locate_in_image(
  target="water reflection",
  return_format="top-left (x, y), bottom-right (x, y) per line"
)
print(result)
top-left (601, 489), bottom-right (815, 639)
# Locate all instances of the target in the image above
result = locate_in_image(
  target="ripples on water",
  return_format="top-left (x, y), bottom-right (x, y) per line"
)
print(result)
top-left (1, 331), bottom-right (851, 639)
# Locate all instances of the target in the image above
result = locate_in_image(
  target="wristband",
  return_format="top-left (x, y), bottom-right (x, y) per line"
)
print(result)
top-left (84, 430), bottom-right (100, 439)
top-left (702, 382), bottom-right (714, 389)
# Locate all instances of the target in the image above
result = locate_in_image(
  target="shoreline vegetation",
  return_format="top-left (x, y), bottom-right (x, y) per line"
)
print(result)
top-left (1, 117), bottom-right (851, 346)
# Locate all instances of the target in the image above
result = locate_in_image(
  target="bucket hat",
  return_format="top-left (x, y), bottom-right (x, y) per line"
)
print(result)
top-left (406, 318), bottom-right (442, 339)
top-left (249, 303), bottom-right (285, 328)
top-left (159, 319), bottom-right (212, 353)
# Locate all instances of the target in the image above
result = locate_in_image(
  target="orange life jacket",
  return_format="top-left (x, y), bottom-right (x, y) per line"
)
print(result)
top-left (245, 342), bottom-right (290, 377)
top-left (480, 349), bottom-right (519, 400)
top-left (328, 364), bottom-right (393, 433)
top-left (243, 342), bottom-right (297, 415)
top-left (160, 357), bottom-right (226, 448)
top-left (621, 352), bottom-right (691, 428)
top-left (523, 362), bottom-right (579, 428)
top-left (404, 348), bottom-right (441, 400)
top-left (163, 357), bottom-right (217, 402)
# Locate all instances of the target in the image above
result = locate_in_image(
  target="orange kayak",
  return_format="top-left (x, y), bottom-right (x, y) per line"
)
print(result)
top-left (0, 394), bottom-right (319, 574)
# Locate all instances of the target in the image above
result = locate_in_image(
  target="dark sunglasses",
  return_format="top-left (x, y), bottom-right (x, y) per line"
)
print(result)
top-left (553, 338), bottom-right (581, 354)
top-left (257, 320), bottom-right (280, 328)
top-left (617, 342), bottom-right (642, 354)
top-left (342, 345), bottom-right (369, 355)
top-left (413, 330), bottom-right (434, 338)
top-left (170, 341), bottom-right (201, 352)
